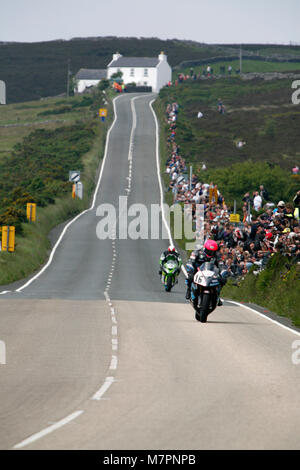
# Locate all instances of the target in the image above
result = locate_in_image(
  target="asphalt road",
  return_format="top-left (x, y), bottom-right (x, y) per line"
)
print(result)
top-left (0, 94), bottom-right (299, 450)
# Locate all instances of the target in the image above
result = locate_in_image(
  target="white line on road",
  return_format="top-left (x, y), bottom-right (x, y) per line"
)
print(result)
top-left (13, 410), bottom-right (84, 449)
top-left (91, 377), bottom-right (115, 401)
top-left (226, 300), bottom-right (300, 337)
top-left (109, 355), bottom-right (118, 370)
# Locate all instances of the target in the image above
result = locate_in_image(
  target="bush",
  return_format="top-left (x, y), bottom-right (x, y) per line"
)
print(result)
top-left (0, 122), bottom-right (96, 232)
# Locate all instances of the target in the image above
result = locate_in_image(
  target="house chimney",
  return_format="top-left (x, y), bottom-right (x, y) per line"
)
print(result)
top-left (113, 52), bottom-right (122, 61)
top-left (159, 51), bottom-right (166, 61)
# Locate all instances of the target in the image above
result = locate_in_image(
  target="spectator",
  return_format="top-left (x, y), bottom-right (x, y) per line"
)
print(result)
top-left (259, 185), bottom-right (269, 202)
top-left (163, 100), bottom-right (300, 280)
top-left (253, 191), bottom-right (263, 212)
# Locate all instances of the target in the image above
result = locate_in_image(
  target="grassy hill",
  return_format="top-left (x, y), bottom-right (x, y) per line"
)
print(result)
top-left (0, 37), bottom-right (230, 104)
top-left (1, 36), bottom-right (300, 103)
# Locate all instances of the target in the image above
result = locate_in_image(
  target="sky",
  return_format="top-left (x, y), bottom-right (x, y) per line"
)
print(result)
top-left (1, 0), bottom-right (299, 44)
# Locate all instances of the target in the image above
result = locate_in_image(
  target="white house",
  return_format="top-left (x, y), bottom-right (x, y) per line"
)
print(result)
top-left (107, 52), bottom-right (172, 93)
top-left (75, 69), bottom-right (107, 93)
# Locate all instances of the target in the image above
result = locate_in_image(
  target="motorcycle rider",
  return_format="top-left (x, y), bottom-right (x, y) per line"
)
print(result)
top-left (159, 245), bottom-right (182, 277)
top-left (185, 239), bottom-right (225, 305)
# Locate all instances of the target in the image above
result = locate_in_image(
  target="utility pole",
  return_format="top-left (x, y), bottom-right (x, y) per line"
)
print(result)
top-left (240, 44), bottom-right (242, 74)
top-left (67, 59), bottom-right (71, 97)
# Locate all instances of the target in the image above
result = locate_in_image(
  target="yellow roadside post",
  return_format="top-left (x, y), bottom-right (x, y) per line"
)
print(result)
top-left (99, 108), bottom-right (107, 122)
top-left (26, 203), bottom-right (37, 222)
top-left (72, 184), bottom-right (76, 199)
top-left (2, 226), bottom-right (15, 252)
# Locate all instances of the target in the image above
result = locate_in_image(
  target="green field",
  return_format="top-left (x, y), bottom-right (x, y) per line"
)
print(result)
top-left (176, 59), bottom-right (300, 77)
top-left (0, 95), bottom-right (95, 159)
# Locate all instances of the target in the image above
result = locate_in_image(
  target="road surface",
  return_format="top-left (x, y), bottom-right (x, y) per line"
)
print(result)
top-left (0, 94), bottom-right (299, 450)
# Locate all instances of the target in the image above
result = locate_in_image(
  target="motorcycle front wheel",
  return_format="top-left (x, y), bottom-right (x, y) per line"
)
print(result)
top-left (165, 275), bottom-right (173, 292)
top-left (199, 293), bottom-right (211, 323)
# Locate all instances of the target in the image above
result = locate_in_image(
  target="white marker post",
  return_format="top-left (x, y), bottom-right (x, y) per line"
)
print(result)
top-left (0, 340), bottom-right (6, 365)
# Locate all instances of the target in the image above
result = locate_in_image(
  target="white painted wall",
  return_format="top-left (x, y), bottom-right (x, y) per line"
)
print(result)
top-left (107, 66), bottom-right (157, 89)
top-left (77, 79), bottom-right (102, 93)
top-left (153, 59), bottom-right (172, 93)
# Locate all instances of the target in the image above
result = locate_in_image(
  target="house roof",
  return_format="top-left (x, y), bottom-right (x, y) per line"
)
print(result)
top-left (75, 68), bottom-right (107, 80)
top-left (109, 57), bottom-right (159, 68)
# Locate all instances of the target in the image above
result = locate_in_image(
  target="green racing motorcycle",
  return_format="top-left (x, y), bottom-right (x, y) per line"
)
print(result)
top-left (160, 254), bottom-right (181, 292)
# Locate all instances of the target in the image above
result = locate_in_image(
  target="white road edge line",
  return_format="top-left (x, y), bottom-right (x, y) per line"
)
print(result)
top-left (13, 410), bottom-right (84, 449)
top-left (226, 300), bottom-right (300, 337)
top-left (10, 95), bottom-right (123, 294)
top-left (149, 98), bottom-right (300, 337)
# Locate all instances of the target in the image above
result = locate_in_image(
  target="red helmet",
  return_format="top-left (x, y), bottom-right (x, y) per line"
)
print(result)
top-left (168, 245), bottom-right (176, 253)
top-left (204, 239), bottom-right (218, 258)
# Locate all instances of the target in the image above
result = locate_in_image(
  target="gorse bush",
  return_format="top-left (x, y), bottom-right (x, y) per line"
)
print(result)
top-left (0, 122), bottom-right (96, 232)
top-left (223, 254), bottom-right (300, 327)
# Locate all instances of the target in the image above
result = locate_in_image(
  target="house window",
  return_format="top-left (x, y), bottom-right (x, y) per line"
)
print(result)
top-left (130, 68), bottom-right (135, 77)
top-left (144, 68), bottom-right (148, 77)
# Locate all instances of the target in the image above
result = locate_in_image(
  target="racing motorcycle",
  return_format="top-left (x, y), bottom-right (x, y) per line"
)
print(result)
top-left (161, 255), bottom-right (180, 292)
top-left (192, 261), bottom-right (228, 323)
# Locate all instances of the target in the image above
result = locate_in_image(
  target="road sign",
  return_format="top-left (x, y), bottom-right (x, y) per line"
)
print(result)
top-left (26, 203), bottom-right (36, 222)
top-left (230, 214), bottom-right (240, 223)
top-left (176, 176), bottom-right (185, 184)
top-left (2, 226), bottom-right (15, 252)
top-left (99, 108), bottom-right (107, 117)
top-left (69, 171), bottom-right (81, 183)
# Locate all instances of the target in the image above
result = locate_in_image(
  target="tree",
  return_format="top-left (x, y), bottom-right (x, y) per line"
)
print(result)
top-left (98, 79), bottom-right (110, 91)
top-left (110, 71), bottom-right (123, 82)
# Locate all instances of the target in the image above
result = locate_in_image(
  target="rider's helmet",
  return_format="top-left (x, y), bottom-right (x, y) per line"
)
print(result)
top-left (204, 239), bottom-right (218, 258)
top-left (168, 245), bottom-right (176, 253)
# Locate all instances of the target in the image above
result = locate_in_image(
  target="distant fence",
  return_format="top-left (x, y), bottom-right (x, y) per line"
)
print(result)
top-left (174, 55), bottom-right (300, 70)
top-left (125, 86), bottom-right (152, 93)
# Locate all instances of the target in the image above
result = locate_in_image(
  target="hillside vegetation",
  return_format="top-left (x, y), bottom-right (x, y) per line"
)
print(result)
top-left (158, 77), bottom-right (300, 206)
top-left (1, 37), bottom-right (300, 103)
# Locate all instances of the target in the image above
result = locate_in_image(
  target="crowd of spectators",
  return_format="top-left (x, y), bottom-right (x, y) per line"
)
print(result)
top-left (164, 102), bottom-right (300, 279)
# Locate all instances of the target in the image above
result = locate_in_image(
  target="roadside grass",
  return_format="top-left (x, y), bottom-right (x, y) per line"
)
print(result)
top-left (0, 95), bottom-right (95, 160)
top-left (223, 255), bottom-right (300, 327)
top-left (0, 196), bottom-right (85, 285)
top-left (0, 90), bottom-right (111, 286)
